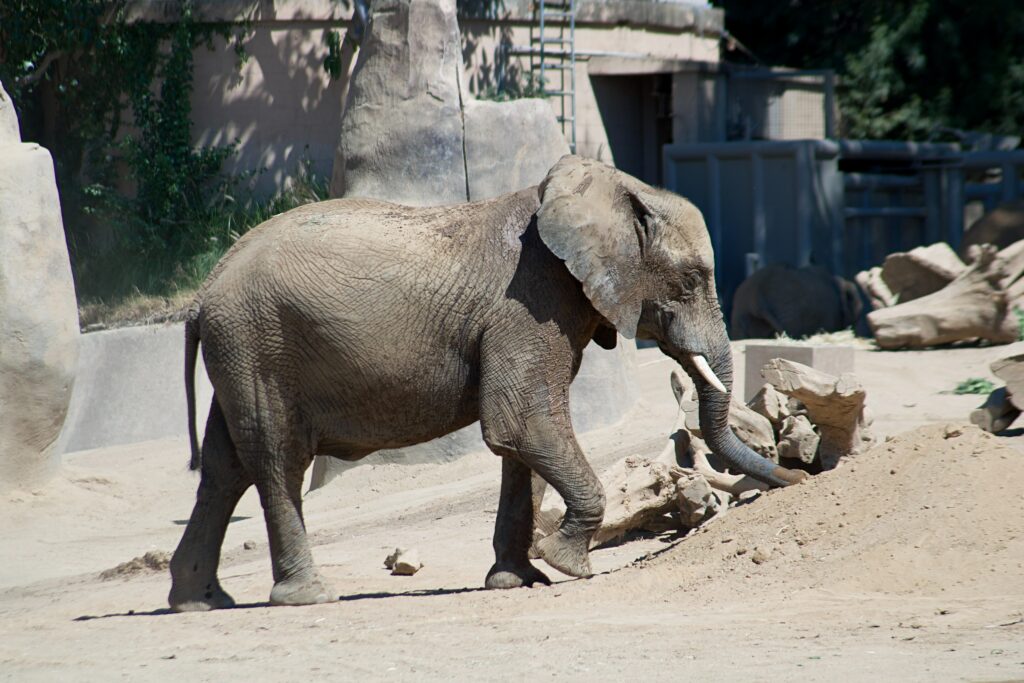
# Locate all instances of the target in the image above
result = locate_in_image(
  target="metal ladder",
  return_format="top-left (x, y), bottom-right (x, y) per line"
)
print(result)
top-left (527, 0), bottom-right (577, 153)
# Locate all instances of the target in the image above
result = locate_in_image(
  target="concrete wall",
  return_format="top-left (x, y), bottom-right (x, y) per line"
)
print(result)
top-left (58, 325), bottom-right (214, 454)
top-left (59, 324), bottom-right (637, 470)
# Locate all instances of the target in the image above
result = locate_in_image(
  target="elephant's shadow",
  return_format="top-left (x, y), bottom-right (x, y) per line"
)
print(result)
top-left (72, 585), bottom-right (492, 621)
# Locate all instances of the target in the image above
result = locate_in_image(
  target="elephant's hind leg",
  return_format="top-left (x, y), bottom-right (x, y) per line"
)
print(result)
top-left (484, 457), bottom-right (552, 589)
top-left (245, 435), bottom-right (334, 607)
top-left (169, 399), bottom-right (251, 612)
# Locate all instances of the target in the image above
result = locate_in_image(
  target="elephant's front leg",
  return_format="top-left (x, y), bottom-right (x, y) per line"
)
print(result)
top-left (479, 338), bottom-right (606, 581)
top-left (485, 456), bottom-right (552, 589)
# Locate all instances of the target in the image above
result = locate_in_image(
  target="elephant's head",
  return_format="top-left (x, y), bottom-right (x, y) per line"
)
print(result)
top-left (537, 156), bottom-right (805, 488)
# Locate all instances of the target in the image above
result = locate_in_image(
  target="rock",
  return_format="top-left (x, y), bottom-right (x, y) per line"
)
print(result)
top-left (867, 245), bottom-right (1018, 349)
top-left (0, 83), bottom-right (19, 144)
top-left (747, 383), bottom-right (791, 431)
top-left (331, 0), bottom-right (468, 205)
top-left (385, 548), bottom-right (423, 575)
top-left (761, 358), bottom-right (870, 469)
top-left (970, 387), bottom-right (1021, 433)
top-left (992, 352), bottom-right (1024, 411)
top-left (879, 242), bottom-right (965, 304)
top-left (776, 415), bottom-right (820, 464)
top-left (750, 546), bottom-right (772, 564)
top-left (0, 79), bottom-right (80, 492)
top-left (463, 99), bottom-right (569, 201)
top-left (243, 540), bottom-right (257, 550)
top-left (675, 472), bottom-right (723, 528)
top-left (856, 266), bottom-right (896, 310)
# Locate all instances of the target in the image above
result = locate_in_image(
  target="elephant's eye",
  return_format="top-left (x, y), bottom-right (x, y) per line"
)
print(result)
top-left (681, 269), bottom-right (702, 294)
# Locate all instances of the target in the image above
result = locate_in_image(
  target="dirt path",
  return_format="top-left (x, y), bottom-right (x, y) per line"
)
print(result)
top-left (2, 344), bottom-right (1023, 681)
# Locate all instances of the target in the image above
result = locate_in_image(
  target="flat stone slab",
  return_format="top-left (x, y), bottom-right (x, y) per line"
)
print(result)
top-left (742, 341), bottom-right (855, 402)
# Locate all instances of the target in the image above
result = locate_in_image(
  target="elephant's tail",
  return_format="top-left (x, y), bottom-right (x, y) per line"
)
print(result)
top-left (184, 309), bottom-right (202, 471)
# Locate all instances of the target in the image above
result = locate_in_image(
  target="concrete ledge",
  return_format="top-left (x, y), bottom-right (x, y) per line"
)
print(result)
top-left (58, 324), bottom-right (639, 471)
top-left (742, 341), bottom-right (855, 402)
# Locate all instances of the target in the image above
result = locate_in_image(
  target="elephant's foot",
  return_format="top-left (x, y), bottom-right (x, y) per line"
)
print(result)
top-left (535, 529), bottom-right (593, 578)
top-left (485, 562), bottom-right (552, 589)
top-left (168, 581), bottom-right (236, 612)
top-left (269, 573), bottom-right (335, 606)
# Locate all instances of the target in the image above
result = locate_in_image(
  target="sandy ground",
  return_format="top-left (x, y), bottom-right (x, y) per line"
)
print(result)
top-left (2, 342), bottom-right (1023, 681)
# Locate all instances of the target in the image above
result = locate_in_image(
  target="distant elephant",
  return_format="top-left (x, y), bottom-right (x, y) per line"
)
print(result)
top-left (959, 199), bottom-right (1024, 260)
top-left (169, 156), bottom-right (806, 612)
top-left (730, 264), bottom-right (863, 339)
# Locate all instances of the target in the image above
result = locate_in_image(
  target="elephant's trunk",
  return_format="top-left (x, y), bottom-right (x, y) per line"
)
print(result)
top-left (687, 339), bottom-right (806, 488)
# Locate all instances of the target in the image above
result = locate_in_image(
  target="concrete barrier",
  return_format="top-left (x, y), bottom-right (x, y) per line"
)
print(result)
top-left (58, 325), bottom-right (639, 478)
top-left (58, 324), bottom-right (214, 454)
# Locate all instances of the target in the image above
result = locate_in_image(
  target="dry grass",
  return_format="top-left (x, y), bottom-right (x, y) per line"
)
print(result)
top-left (78, 290), bottom-right (194, 331)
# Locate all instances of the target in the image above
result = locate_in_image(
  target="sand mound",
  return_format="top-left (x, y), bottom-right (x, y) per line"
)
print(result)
top-left (616, 424), bottom-right (1024, 602)
top-left (98, 550), bottom-right (171, 581)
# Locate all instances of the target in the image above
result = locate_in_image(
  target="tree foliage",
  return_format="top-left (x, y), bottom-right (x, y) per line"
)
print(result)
top-left (720, 0), bottom-right (1024, 140)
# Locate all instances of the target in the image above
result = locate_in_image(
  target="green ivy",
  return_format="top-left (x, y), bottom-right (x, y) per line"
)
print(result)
top-left (0, 0), bottom-right (249, 297)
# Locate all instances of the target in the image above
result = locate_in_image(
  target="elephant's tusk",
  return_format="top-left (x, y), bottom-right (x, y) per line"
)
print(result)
top-left (691, 354), bottom-right (728, 393)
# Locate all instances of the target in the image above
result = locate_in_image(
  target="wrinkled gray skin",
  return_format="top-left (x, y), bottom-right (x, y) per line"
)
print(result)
top-left (730, 264), bottom-right (863, 340)
top-left (169, 156), bottom-right (806, 612)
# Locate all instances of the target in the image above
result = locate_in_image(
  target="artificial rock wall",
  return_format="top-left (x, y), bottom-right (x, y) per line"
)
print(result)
top-left (0, 81), bottom-right (80, 491)
top-left (330, 0), bottom-right (570, 204)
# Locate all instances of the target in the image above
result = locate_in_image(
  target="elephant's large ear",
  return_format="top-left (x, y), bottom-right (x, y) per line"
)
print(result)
top-left (536, 156), bottom-right (646, 339)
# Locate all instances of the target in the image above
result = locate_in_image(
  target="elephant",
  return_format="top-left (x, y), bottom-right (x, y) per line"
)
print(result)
top-left (730, 264), bottom-right (863, 340)
top-left (168, 155), bottom-right (806, 612)
top-left (958, 199), bottom-right (1024, 260)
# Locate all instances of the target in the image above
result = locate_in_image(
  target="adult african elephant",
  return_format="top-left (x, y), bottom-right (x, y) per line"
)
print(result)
top-left (169, 155), bottom-right (806, 612)
top-left (730, 264), bottom-right (863, 340)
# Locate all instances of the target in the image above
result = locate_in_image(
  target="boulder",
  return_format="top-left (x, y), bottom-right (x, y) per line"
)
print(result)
top-left (0, 80), bottom-right (79, 491)
top-left (746, 383), bottom-right (790, 431)
top-left (776, 415), bottom-right (820, 465)
top-left (969, 387), bottom-right (1021, 434)
top-left (991, 351), bottom-right (1024, 411)
top-left (675, 472), bottom-right (723, 527)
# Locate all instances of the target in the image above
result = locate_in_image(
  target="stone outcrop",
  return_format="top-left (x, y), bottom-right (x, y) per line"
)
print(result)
top-left (0, 80), bottom-right (80, 491)
top-left (330, 0), bottom-right (569, 206)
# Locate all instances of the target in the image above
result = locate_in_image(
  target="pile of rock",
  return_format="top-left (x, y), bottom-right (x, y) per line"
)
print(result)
top-left (857, 241), bottom-right (1023, 349)
top-left (536, 360), bottom-right (874, 544)
top-left (970, 348), bottom-right (1024, 433)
